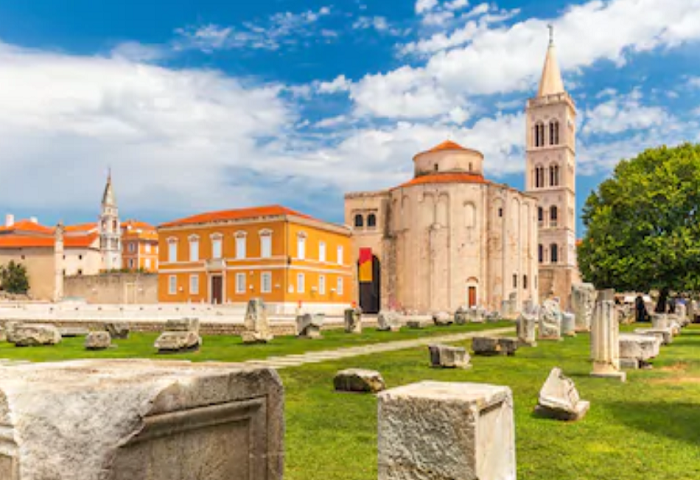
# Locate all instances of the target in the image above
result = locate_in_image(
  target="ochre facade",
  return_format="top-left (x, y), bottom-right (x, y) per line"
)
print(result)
top-left (157, 205), bottom-right (353, 314)
top-left (122, 220), bottom-right (159, 272)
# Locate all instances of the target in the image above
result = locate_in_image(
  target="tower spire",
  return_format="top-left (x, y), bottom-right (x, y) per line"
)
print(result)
top-left (102, 169), bottom-right (116, 206)
top-left (537, 25), bottom-right (565, 97)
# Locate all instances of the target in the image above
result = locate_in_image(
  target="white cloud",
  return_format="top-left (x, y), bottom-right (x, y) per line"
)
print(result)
top-left (445, 0), bottom-right (470, 11)
top-left (110, 42), bottom-right (166, 62)
top-left (582, 89), bottom-right (671, 136)
top-left (317, 75), bottom-right (352, 94)
top-left (416, 0), bottom-right (439, 14)
top-left (353, 16), bottom-right (400, 35)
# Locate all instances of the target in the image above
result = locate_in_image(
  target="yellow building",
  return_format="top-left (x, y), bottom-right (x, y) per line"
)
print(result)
top-left (121, 220), bottom-right (158, 272)
top-left (157, 205), bottom-right (353, 314)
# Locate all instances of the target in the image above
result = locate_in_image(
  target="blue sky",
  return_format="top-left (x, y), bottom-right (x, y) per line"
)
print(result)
top-left (0, 0), bottom-right (699, 236)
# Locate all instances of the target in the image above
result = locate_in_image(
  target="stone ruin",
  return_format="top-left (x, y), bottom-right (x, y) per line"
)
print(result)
top-left (619, 333), bottom-right (661, 369)
top-left (105, 321), bottom-right (130, 340)
top-left (377, 381), bottom-right (516, 480)
top-left (241, 298), bottom-right (274, 344)
top-left (85, 331), bottom-right (111, 351)
top-left (634, 327), bottom-right (673, 345)
top-left (571, 283), bottom-right (595, 332)
top-left (9, 324), bottom-right (62, 347)
top-left (0, 359), bottom-right (284, 480)
top-left (377, 311), bottom-right (401, 332)
top-left (344, 307), bottom-right (362, 334)
top-left (296, 313), bottom-right (324, 339)
top-left (561, 312), bottom-right (577, 337)
top-left (538, 299), bottom-right (562, 341)
top-left (334, 368), bottom-right (385, 393)
top-left (590, 289), bottom-right (626, 381)
top-left (472, 337), bottom-right (519, 356)
top-left (432, 311), bottom-right (453, 326)
top-left (428, 344), bottom-right (471, 368)
top-left (535, 367), bottom-right (590, 421)
top-left (517, 310), bottom-right (537, 347)
top-left (154, 318), bottom-right (202, 353)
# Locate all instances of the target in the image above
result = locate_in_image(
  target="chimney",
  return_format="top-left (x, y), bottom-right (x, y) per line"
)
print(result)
top-left (30, 217), bottom-right (38, 224)
top-left (5, 214), bottom-right (14, 227)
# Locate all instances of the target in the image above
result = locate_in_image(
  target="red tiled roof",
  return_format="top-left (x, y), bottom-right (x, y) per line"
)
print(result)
top-left (0, 219), bottom-right (53, 235)
top-left (428, 140), bottom-right (467, 153)
top-left (159, 205), bottom-right (314, 228)
top-left (65, 233), bottom-right (99, 248)
top-left (122, 219), bottom-right (156, 231)
top-left (0, 232), bottom-right (98, 249)
top-left (398, 173), bottom-right (489, 188)
top-left (65, 222), bottom-right (98, 233)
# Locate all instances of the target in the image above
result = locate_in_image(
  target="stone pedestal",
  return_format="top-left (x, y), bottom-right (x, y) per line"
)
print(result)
top-left (619, 333), bottom-right (661, 369)
top-left (428, 344), bottom-right (471, 368)
top-left (571, 283), bottom-right (595, 332)
top-left (535, 367), bottom-right (589, 421)
top-left (0, 360), bottom-right (284, 480)
top-left (378, 381), bottom-right (516, 480)
top-left (242, 298), bottom-right (274, 344)
top-left (344, 307), bottom-right (362, 334)
top-left (561, 312), bottom-right (577, 337)
top-left (590, 289), bottom-right (626, 381)
top-left (517, 312), bottom-right (537, 347)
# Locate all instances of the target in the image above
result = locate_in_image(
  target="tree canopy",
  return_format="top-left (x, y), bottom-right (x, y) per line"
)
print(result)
top-left (578, 143), bottom-right (700, 293)
top-left (0, 261), bottom-right (30, 294)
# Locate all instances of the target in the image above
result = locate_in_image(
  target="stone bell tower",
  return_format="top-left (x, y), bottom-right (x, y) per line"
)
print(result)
top-left (99, 170), bottom-right (122, 271)
top-left (525, 27), bottom-right (579, 307)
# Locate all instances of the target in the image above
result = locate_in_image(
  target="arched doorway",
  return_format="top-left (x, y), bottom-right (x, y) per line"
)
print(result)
top-left (358, 252), bottom-right (381, 314)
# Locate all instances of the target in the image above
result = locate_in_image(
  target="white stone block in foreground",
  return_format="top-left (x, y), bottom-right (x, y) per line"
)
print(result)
top-left (378, 381), bottom-right (516, 480)
top-left (0, 359), bottom-right (284, 480)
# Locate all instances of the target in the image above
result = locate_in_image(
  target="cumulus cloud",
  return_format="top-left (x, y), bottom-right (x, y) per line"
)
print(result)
top-left (581, 89), bottom-right (672, 136)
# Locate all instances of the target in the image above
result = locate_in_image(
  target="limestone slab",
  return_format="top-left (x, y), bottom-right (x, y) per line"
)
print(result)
top-left (535, 367), bottom-right (589, 421)
top-left (154, 331), bottom-right (202, 353)
top-left (334, 368), bottom-right (386, 393)
top-left (164, 317), bottom-right (200, 333)
top-left (11, 324), bottom-right (61, 347)
top-left (472, 337), bottom-right (519, 356)
top-left (634, 328), bottom-right (673, 346)
top-left (428, 344), bottom-right (471, 368)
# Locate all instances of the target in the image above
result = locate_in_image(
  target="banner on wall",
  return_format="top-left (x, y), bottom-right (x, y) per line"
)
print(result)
top-left (359, 248), bottom-right (373, 283)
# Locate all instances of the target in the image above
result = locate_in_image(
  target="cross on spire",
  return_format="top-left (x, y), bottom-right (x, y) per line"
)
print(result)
top-left (547, 24), bottom-right (554, 45)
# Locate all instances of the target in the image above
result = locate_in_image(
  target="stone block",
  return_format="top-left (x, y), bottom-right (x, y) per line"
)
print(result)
top-left (561, 312), bottom-right (577, 337)
top-left (634, 328), bottom-right (673, 346)
top-left (344, 307), bottom-right (362, 334)
top-left (619, 334), bottom-right (661, 368)
top-left (105, 321), bottom-right (130, 340)
top-left (242, 298), bottom-right (273, 343)
top-left (454, 306), bottom-right (468, 325)
top-left (85, 331), bottom-right (112, 350)
top-left (535, 367), bottom-right (590, 421)
top-left (0, 359), bottom-right (284, 480)
top-left (472, 336), bottom-right (519, 356)
top-left (428, 344), bottom-right (471, 368)
top-left (406, 320), bottom-right (425, 329)
top-left (165, 317), bottom-right (200, 333)
top-left (378, 381), bottom-right (515, 480)
top-left (516, 312), bottom-right (537, 347)
top-left (334, 368), bottom-right (386, 393)
top-left (432, 311), bottom-right (453, 326)
top-left (11, 324), bottom-right (62, 347)
top-left (377, 311), bottom-right (401, 332)
top-left (539, 299), bottom-right (562, 340)
top-left (155, 331), bottom-right (202, 353)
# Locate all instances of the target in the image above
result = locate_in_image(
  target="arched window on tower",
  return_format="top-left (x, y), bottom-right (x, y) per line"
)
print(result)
top-left (550, 206), bottom-right (558, 228)
top-left (550, 244), bottom-right (559, 263)
top-left (538, 244), bottom-right (544, 263)
top-left (354, 214), bottom-right (364, 228)
top-left (538, 207), bottom-right (544, 227)
top-left (535, 166), bottom-right (545, 188)
top-left (367, 214), bottom-right (377, 229)
top-left (549, 120), bottom-right (560, 145)
top-left (549, 164), bottom-right (560, 186)
top-left (534, 122), bottom-right (545, 147)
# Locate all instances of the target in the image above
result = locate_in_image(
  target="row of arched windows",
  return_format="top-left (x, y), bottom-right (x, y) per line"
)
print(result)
top-left (354, 213), bottom-right (377, 229)
top-left (537, 206), bottom-right (558, 227)
top-left (533, 120), bottom-right (560, 147)
top-left (533, 164), bottom-right (560, 188)
top-left (538, 244), bottom-right (560, 264)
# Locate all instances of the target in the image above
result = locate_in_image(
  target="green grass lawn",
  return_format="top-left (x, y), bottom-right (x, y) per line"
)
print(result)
top-left (2, 321), bottom-right (699, 479)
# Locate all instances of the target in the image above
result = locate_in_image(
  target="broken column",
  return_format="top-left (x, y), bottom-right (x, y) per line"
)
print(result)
top-left (561, 312), bottom-right (577, 337)
top-left (428, 344), bottom-right (471, 368)
top-left (378, 381), bottom-right (516, 480)
top-left (344, 307), bottom-right (362, 334)
top-left (535, 367), bottom-right (590, 421)
top-left (0, 359), bottom-right (284, 480)
top-left (241, 298), bottom-right (274, 344)
top-left (571, 283), bottom-right (595, 332)
top-left (590, 289), bottom-right (626, 381)
top-left (296, 313), bottom-right (324, 339)
top-left (538, 299), bottom-right (562, 341)
top-left (377, 311), bottom-right (401, 332)
top-left (517, 311), bottom-right (537, 347)
top-left (334, 368), bottom-right (386, 393)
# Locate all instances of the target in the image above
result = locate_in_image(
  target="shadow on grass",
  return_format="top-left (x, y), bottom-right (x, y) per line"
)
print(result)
top-left (606, 401), bottom-right (700, 445)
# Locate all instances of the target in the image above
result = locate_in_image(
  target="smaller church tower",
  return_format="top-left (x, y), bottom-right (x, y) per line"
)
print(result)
top-left (99, 170), bottom-right (122, 271)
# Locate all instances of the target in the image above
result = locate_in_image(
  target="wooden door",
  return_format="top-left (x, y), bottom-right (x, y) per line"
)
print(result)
top-left (211, 276), bottom-right (223, 305)
top-left (468, 287), bottom-right (477, 308)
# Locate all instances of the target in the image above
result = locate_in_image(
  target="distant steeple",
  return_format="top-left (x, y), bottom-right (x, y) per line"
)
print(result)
top-left (102, 168), bottom-right (116, 206)
top-left (537, 25), bottom-right (565, 97)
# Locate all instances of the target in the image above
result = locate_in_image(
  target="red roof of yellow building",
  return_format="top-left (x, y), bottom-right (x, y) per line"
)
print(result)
top-left (160, 205), bottom-right (315, 228)
top-left (122, 219), bottom-right (156, 231)
top-left (398, 173), bottom-right (489, 188)
top-left (0, 219), bottom-right (54, 235)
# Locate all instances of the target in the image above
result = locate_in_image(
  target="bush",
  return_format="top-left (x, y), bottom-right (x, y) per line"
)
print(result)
top-left (0, 261), bottom-right (30, 294)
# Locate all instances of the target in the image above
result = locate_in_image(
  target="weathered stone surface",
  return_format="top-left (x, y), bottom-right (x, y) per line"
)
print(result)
top-left (590, 289), bottom-right (626, 381)
top-left (155, 331), bottom-right (202, 353)
top-left (4, 321), bottom-right (19, 343)
top-left (344, 307), bottom-right (362, 334)
top-left (432, 311), bottom-right (453, 326)
top-left (334, 368), bottom-right (385, 393)
top-left (428, 344), bottom-right (471, 368)
top-left (85, 331), bottom-right (111, 350)
top-left (242, 298), bottom-right (273, 343)
top-left (561, 312), bottom-right (577, 337)
top-left (538, 299), bottom-right (562, 340)
top-left (634, 328), bottom-right (673, 346)
top-left (406, 320), bottom-right (425, 329)
top-left (105, 321), bottom-right (130, 340)
top-left (377, 311), bottom-right (401, 332)
top-left (619, 333), bottom-right (661, 368)
top-left (378, 381), bottom-right (515, 480)
top-left (454, 306), bottom-right (469, 325)
top-left (0, 359), bottom-right (284, 480)
top-left (296, 313), bottom-right (324, 339)
top-left (165, 317), bottom-right (200, 333)
top-left (58, 327), bottom-right (89, 337)
top-left (472, 337), bottom-right (519, 356)
top-left (11, 324), bottom-right (62, 347)
top-left (517, 311), bottom-right (537, 346)
top-left (535, 367), bottom-right (590, 421)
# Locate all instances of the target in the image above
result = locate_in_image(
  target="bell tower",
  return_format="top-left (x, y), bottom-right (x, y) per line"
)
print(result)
top-left (99, 170), bottom-right (122, 271)
top-left (525, 27), bottom-right (579, 306)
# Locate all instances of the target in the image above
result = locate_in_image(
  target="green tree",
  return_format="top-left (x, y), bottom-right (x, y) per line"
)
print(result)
top-left (578, 143), bottom-right (700, 309)
top-left (0, 261), bottom-right (30, 294)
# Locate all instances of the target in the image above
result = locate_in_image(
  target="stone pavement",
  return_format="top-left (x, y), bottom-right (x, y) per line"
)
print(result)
top-left (243, 326), bottom-right (515, 369)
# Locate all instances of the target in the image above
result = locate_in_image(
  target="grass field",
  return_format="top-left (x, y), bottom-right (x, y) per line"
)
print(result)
top-left (2, 321), bottom-right (699, 479)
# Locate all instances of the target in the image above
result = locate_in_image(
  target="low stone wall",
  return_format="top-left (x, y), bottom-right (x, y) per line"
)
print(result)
top-left (63, 273), bottom-right (158, 304)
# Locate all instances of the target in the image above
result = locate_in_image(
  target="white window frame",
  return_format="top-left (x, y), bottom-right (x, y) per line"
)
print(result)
top-left (297, 273), bottom-right (305, 294)
top-left (235, 232), bottom-right (247, 260)
top-left (189, 235), bottom-right (199, 262)
top-left (319, 241), bottom-right (326, 262)
top-left (211, 233), bottom-right (223, 259)
top-left (168, 275), bottom-right (177, 295)
top-left (145, 243), bottom-right (151, 254)
top-left (319, 275), bottom-right (326, 295)
top-left (235, 273), bottom-right (246, 294)
top-left (337, 245), bottom-right (344, 265)
top-left (261, 272), bottom-right (272, 293)
top-left (337, 276), bottom-right (343, 295)
top-left (297, 232), bottom-right (306, 260)
top-left (167, 238), bottom-right (178, 263)
top-left (190, 274), bottom-right (199, 295)
top-left (145, 258), bottom-right (151, 270)
top-left (260, 230), bottom-right (272, 259)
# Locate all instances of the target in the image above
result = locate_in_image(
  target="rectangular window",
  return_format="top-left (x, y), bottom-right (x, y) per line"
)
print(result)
top-left (168, 275), bottom-right (177, 295)
top-left (129, 243), bottom-right (136, 253)
top-left (236, 236), bottom-right (246, 259)
top-left (319, 241), bottom-right (326, 262)
top-left (261, 235), bottom-right (272, 258)
top-left (145, 243), bottom-right (151, 254)
top-left (337, 276), bottom-right (343, 295)
top-left (235, 273), bottom-right (246, 294)
top-left (190, 274), bottom-right (199, 295)
top-left (189, 239), bottom-right (199, 262)
top-left (145, 258), bottom-right (151, 269)
top-left (168, 242), bottom-right (177, 262)
top-left (319, 275), bottom-right (326, 295)
top-left (337, 245), bottom-right (344, 265)
top-left (297, 273), bottom-right (305, 293)
top-left (261, 272), bottom-right (272, 293)
top-left (212, 238), bottom-right (222, 259)
top-left (297, 236), bottom-right (306, 260)
top-left (128, 259), bottom-right (135, 269)
top-left (513, 274), bottom-right (517, 288)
